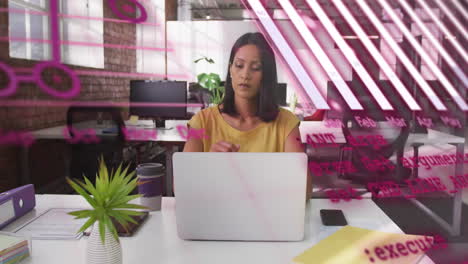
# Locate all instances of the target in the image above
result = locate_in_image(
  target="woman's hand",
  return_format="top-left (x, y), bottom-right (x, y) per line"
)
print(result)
top-left (210, 141), bottom-right (240, 152)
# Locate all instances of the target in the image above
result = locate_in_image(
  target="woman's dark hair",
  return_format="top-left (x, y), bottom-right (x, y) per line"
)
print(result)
top-left (220, 32), bottom-right (279, 122)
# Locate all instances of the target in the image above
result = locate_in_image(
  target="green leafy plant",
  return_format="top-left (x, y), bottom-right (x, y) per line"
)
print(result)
top-left (66, 159), bottom-right (147, 244)
top-left (194, 56), bottom-right (224, 105)
top-left (290, 93), bottom-right (298, 112)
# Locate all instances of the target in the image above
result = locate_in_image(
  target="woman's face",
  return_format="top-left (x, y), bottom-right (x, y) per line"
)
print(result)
top-left (230, 44), bottom-right (263, 100)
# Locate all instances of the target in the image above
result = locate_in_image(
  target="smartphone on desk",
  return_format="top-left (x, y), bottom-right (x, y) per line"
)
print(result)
top-left (320, 209), bottom-right (347, 226)
top-left (84, 212), bottom-right (149, 237)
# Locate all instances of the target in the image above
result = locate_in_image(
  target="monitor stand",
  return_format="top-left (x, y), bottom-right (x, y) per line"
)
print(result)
top-left (154, 118), bottom-right (173, 130)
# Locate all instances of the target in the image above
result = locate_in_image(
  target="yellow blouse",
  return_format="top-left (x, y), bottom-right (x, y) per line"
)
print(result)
top-left (187, 106), bottom-right (300, 152)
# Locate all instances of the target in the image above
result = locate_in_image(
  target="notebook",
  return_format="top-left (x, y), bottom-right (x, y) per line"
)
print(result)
top-left (14, 208), bottom-right (88, 240)
top-left (0, 233), bottom-right (30, 264)
top-left (84, 212), bottom-right (149, 237)
top-left (293, 226), bottom-right (432, 264)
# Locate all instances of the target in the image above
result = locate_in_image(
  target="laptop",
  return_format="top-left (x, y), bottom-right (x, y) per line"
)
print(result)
top-left (173, 152), bottom-right (308, 241)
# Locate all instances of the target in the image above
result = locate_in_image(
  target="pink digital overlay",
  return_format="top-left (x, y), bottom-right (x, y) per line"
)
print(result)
top-left (363, 234), bottom-right (447, 262)
top-left (0, 0), bottom-right (169, 102)
top-left (325, 174), bottom-right (468, 203)
top-left (241, 0), bottom-right (468, 112)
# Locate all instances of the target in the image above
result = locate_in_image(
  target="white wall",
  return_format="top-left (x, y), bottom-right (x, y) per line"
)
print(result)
top-left (62, 0), bottom-right (104, 68)
top-left (137, 0), bottom-right (166, 75)
top-left (166, 20), bottom-right (353, 107)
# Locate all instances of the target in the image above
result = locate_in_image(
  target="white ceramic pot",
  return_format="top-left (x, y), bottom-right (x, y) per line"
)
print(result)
top-left (87, 222), bottom-right (122, 264)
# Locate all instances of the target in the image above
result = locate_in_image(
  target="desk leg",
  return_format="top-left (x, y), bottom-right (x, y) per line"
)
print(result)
top-left (20, 146), bottom-right (31, 185)
top-left (410, 143), bottom-right (424, 180)
top-left (451, 143), bottom-right (464, 236)
top-left (408, 143), bottom-right (464, 237)
top-left (165, 145), bottom-right (177, 197)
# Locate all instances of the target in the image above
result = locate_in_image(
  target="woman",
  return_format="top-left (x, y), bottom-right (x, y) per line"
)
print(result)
top-left (183, 32), bottom-right (311, 198)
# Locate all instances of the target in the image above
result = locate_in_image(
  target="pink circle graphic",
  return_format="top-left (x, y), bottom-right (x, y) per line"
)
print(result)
top-left (53, 74), bottom-right (63, 84)
top-left (108, 0), bottom-right (148, 23)
top-left (33, 61), bottom-right (81, 99)
top-left (0, 62), bottom-right (18, 97)
top-left (123, 3), bottom-right (135, 13)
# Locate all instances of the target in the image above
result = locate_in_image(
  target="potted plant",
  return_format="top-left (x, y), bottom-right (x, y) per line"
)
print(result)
top-left (290, 93), bottom-right (298, 113)
top-left (194, 56), bottom-right (225, 105)
top-left (67, 159), bottom-right (147, 264)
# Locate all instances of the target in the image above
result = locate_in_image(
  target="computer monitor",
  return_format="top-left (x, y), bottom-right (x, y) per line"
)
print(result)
top-left (130, 80), bottom-right (187, 128)
top-left (276, 83), bottom-right (287, 106)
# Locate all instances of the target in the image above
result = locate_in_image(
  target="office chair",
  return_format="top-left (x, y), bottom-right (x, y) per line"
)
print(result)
top-left (188, 82), bottom-right (212, 109)
top-left (304, 110), bottom-right (326, 121)
top-left (334, 81), bottom-right (413, 187)
top-left (339, 110), bottom-right (412, 185)
top-left (66, 106), bottom-right (126, 182)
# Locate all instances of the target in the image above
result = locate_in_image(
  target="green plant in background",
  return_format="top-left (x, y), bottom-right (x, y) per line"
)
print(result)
top-left (66, 159), bottom-right (147, 244)
top-left (194, 56), bottom-right (225, 105)
top-left (290, 93), bottom-right (298, 112)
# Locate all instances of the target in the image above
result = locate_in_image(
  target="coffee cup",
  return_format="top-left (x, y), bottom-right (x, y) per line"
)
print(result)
top-left (136, 163), bottom-right (164, 211)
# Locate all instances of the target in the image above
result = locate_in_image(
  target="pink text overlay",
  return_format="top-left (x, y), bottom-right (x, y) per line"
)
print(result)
top-left (401, 153), bottom-right (468, 170)
top-left (62, 127), bottom-right (100, 144)
top-left (0, 125), bottom-right (209, 147)
top-left (326, 174), bottom-right (468, 203)
top-left (309, 154), bottom-right (394, 177)
top-left (303, 133), bottom-right (388, 150)
top-left (176, 125), bottom-right (209, 140)
top-left (308, 160), bottom-right (357, 177)
top-left (0, 130), bottom-right (35, 147)
top-left (364, 234), bottom-right (447, 262)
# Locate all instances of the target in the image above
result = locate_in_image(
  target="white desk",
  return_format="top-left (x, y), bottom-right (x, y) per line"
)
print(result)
top-left (407, 129), bottom-right (465, 145)
top-left (31, 120), bottom-right (190, 142)
top-left (298, 121), bottom-right (345, 143)
top-left (406, 129), bottom-right (465, 237)
top-left (3, 195), bottom-right (435, 264)
top-left (25, 121), bottom-right (345, 194)
top-left (33, 121), bottom-right (343, 143)
top-left (23, 120), bottom-right (190, 195)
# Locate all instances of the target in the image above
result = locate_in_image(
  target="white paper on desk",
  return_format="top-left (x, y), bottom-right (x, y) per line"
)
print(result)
top-left (13, 208), bottom-right (89, 240)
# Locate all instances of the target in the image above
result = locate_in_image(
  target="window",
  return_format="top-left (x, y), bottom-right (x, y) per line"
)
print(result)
top-left (9, 0), bottom-right (50, 61)
top-left (136, 0), bottom-right (165, 74)
top-left (60, 0), bottom-right (104, 68)
top-left (8, 0), bottom-right (104, 68)
top-left (379, 7), bottom-right (441, 81)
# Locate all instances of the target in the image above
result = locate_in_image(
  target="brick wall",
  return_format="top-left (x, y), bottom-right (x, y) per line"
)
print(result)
top-left (0, 0), bottom-right (138, 192)
top-left (165, 0), bottom-right (177, 21)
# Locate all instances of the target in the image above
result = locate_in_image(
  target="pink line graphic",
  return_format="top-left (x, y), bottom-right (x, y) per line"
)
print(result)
top-left (2, 37), bottom-right (171, 52)
top-left (0, 100), bottom-right (203, 108)
top-left (351, 0), bottom-right (448, 111)
top-left (50, 0), bottom-right (60, 61)
top-left (241, 0), bottom-right (330, 110)
top-left (278, 0), bottom-right (367, 111)
top-left (376, 0), bottom-right (468, 111)
top-left (75, 70), bottom-right (189, 79)
top-left (1, 0), bottom-right (158, 99)
top-left (10, 68), bottom-right (189, 80)
top-left (451, 0), bottom-right (468, 22)
top-left (0, 8), bottom-right (159, 26)
top-left (332, 0), bottom-right (422, 111)
top-left (304, 0), bottom-right (397, 111)
top-left (107, 0), bottom-right (148, 24)
top-left (418, 0), bottom-right (468, 52)
top-left (0, 0), bottom-right (80, 99)
top-left (396, 0), bottom-right (468, 87)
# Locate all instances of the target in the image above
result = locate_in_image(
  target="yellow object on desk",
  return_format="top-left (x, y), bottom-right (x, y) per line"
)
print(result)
top-left (293, 226), bottom-right (437, 264)
top-left (129, 115), bottom-right (139, 125)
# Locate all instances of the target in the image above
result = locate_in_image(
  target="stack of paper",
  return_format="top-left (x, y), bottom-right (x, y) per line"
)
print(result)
top-left (14, 208), bottom-right (88, 240)
top-left (293, 226), bottom-right (431, 264)
top-left (0, 234), bottom-right (30, 264)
